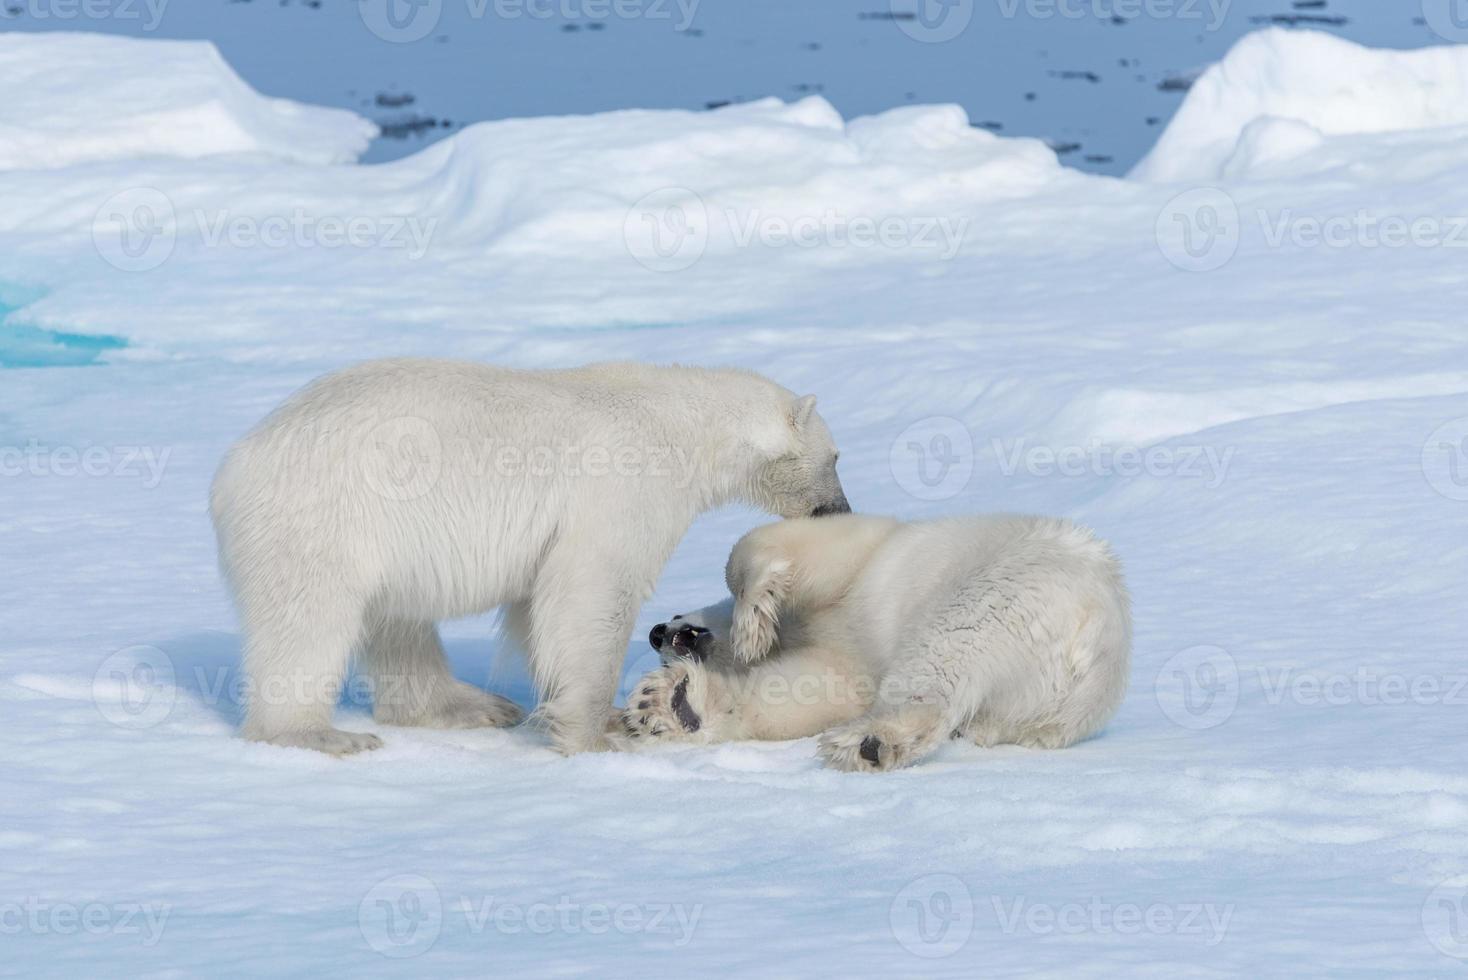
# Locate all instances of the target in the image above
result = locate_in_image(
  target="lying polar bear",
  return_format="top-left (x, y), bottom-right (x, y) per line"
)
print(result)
top-left (619, 514), bottom-right (1130, 771)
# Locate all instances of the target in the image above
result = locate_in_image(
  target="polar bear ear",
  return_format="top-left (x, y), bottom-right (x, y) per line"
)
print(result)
top-left (790, 394), bottom-right (817, 431)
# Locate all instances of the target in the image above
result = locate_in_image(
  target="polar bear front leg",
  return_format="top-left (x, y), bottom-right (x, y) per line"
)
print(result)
top-left (621, 647), bottom-right (874, 746)
top-left (728, 557), bottom-right (793, 665)
top-left (526, 544), bottom-right (648, 755)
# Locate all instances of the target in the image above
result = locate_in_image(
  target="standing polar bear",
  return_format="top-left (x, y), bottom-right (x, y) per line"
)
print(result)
top-left (622, 514), bottom-right (1130, 771)
top-left (210, 358), bottom-right (848, 756)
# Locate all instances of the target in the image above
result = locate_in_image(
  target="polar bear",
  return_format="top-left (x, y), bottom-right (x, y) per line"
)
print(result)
top-left (619, 514), bottom-right (1130, 771)
top-left (210, 358), bottom-right (849, 756)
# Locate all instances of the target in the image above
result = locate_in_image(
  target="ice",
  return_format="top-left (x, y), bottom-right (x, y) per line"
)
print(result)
top-left (0, 289), bottom-right (126, 368)
top-left (0, 33), bottom-right (375, 170)
top-left (2, 27), bottom-right (1467, 977)
top-left (1131, 28), bottom-right (1468, 181)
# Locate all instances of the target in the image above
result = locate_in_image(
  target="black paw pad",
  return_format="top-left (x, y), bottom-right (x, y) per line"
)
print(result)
top-left (670, 676), bottom-right (701, 732)
top-left (858, 736), bottom-right (882, 766)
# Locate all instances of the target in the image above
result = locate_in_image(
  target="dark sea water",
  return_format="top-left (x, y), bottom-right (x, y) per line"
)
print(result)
top-left (0, 0), bottom-right (1449, 173)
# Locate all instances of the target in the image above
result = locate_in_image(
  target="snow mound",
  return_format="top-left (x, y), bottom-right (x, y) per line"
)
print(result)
top-left (0, 33), bottom-right (376, 171)
top-left (402, 96), bottom-right (1065, 250)
top-left (1131, 29), bottom-right (1468, 182)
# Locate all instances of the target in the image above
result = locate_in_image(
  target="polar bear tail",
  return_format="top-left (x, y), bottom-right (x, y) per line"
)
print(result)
top-left (1029, 535), bottom-right (1133, 749)
top-left (950, 520), bottom-right (1132, 752)
top-left (1049, 598), bottom-right (1132, 748)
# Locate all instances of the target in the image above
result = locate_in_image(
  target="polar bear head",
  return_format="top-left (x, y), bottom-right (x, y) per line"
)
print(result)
top-left (748, 393), bottom-right (850, 519)
top-left (647, 597), bottom-right (735, 667)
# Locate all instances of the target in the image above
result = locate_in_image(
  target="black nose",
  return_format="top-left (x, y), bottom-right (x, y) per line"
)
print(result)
top-left (649, 623), bottom-right (668, 650)
top-left (811, 498), bottom-right (851, 518)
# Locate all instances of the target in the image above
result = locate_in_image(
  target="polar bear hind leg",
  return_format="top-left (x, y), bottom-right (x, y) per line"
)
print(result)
top-left (818, 590), bottom-right (1014, 772)
top-left (236, 566), bottom-right (381, 757)
top-left (360, 617), bottom-right (522, 730)
top-left (820, 586), bottom-right (1126, 771)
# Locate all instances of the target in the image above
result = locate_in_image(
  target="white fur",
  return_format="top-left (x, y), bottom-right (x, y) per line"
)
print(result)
top-left (621, 514), bottom-right (1131, 771)
top-left (210, 358), bottom-right (847, 755)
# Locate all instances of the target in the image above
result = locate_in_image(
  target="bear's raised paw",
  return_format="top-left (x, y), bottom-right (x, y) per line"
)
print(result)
top-left (619, 664), bottom-right (706, 742)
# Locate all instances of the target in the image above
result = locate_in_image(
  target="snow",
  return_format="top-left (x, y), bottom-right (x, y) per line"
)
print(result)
top-left (4, 26), bottom-right (1468, 976)
top-left (1131, 28), bottom-right (1468, 181)
top-left (0, 33), bottom-right (376, 170)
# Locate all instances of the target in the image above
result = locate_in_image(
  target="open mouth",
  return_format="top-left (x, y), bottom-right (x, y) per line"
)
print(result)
top-left (668, 625), bottom-right (713, 661)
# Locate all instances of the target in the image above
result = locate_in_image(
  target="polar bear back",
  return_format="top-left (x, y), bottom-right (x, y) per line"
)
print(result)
top-left (837, 515), bottom-right (1130, 739)
top-left (210, 358), bottom-right (799, 621)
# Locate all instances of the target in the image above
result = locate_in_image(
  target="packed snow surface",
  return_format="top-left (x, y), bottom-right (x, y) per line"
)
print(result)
top-left (3, 28), bottom-right (1468, 977)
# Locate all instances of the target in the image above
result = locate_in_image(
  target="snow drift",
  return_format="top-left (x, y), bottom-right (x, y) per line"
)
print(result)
top-left (1131, 29), bottom-right (1468, 182)
top-left (0, 84), bottom-right (1075, 351)
top-left (0, 33), bottom-right (376, 170)
top-left (364, 96), bottom-right (1067, 251)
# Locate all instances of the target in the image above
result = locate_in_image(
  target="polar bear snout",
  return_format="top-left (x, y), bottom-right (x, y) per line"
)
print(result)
top-left (810, 489), bottom-right (851, 518)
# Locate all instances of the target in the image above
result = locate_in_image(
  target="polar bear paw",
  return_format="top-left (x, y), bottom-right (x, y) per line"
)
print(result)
top-left (817, 708), bottom-right (945, 772)
top-left (250, 727), bottom-right (384, 757)
top-left (619, 663), bottom-right (707, 741)
top-left (420, 685), bottom-right (524, 730)
top-left (375, 681), bottom-right (523, 730)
